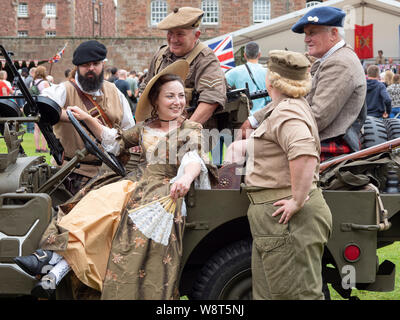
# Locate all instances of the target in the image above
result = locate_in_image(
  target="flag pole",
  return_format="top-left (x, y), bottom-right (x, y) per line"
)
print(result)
top-left (362, 3), bottom-right (365, 26)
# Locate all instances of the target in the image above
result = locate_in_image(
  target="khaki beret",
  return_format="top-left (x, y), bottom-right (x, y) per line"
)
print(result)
top-left (267, 50), bottom-right (310, 81)
top-left (157, 7), bottom-right (204, 30)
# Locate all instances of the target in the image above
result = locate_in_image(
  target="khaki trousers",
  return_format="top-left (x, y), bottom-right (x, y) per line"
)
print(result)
top-left (247, 188), bottom-right (332, 300)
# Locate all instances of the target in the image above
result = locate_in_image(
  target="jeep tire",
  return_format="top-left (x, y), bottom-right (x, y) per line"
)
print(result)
top-left (384, 118), bottom-right (400, 140)
top-left (360, 116), bottom-right (388, 149)
top-left (190, 239), bottom-right (252, 300)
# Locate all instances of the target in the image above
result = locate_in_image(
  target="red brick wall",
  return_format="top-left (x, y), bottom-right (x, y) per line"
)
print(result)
top-left (0, 0), bottom-right (116, 37)
top-left (116, 0), bottom-right (316, 38)
top-left (0, 37), bottom-right (165, 84)
top-left (0, 1), bottom-right (17, 36)
top-left (74, 0), bottom-right (116, 37)
top-left (14, 0), bottom-right (73, 37)
top-left (1, 0), bottom-right (327, 38)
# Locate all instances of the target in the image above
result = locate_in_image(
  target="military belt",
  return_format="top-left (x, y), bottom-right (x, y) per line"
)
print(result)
top-left (244, 182), bottom-right (318, 204)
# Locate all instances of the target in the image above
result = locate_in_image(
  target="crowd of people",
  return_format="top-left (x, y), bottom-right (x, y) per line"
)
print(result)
top-left (5, 4), bottom-right (398, 302)
top-left (363, 62), bottom-right (400, 119)
top-left (0, 57), bottom-right (151, 156)
top-left (361, 50), bottom-right (400, 119)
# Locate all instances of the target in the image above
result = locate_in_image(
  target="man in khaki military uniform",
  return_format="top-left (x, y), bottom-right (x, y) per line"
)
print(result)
top-left (41, 40), bottom-right (135, 194)
top-left (139, 7), bottom-right (226, 128)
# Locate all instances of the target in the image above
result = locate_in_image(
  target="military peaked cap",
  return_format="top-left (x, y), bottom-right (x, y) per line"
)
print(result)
top-left (268, 50), bottom-right (310, 81)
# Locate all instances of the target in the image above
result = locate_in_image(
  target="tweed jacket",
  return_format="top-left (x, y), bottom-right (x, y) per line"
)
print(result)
top-left (307, 44), bottom-right (366, 142)
top-left (253, 44), bottom-right (366, 148)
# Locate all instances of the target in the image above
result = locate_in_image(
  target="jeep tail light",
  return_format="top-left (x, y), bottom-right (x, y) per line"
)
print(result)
top-left (344, 244), bottom-right (361, 262)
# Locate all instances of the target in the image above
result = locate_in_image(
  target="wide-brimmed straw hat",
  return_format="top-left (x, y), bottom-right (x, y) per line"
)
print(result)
top-left (135, 60), bottom-right (189, 122)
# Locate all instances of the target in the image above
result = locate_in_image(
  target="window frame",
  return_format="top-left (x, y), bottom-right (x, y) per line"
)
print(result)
top-left (201, 0), bottom-right (219, 25)
top-left (17, 3), bottom-right (29, 18)
top-left (45, 3), bottom-right (57, 18)
top-left (17, 31), bottom-right (28, 38)
top-left (253, 0), bottom-right (271, 23)
top-left (94, 7), bottom-right (99, 23)
top-left (150, 0), bottom-right (168, 26)
top-left (45, 31), bottom-right (57, 37)
top-left (306, 1), bottom-right (322, 8)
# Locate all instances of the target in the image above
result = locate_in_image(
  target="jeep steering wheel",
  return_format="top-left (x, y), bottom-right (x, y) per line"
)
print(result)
top-left (66, 110), bottom-right (126, 177)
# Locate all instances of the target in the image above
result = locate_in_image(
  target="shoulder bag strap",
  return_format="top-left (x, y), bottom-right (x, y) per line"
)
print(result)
top-left (184, 42), bottom-right (207, 66)
top-left (244, 63), bottom-right (261, 90)
top-left (244, 63), bottom-right (269, 105)
top-left (69, 79), bottom-right (113, 128)
top-left (155, 46), bottom-right (169, 75)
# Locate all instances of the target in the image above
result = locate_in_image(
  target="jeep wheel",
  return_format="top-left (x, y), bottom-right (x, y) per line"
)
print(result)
top-left (360, 116), bottom-right (388, 149)
top-left (384, 118), bottom-right (400, 140)
top-left (190, 239), bottom-right (252, 300)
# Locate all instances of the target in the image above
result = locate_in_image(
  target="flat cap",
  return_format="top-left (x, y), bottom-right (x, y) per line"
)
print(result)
top-left (157, 7), bottom-right (204, 30)
top-left (291, 6), bottom-right (346, 34)
top-left (267, 50), bottom-right (310, 81)
top-left (72, 40), bottom-right (107, 66)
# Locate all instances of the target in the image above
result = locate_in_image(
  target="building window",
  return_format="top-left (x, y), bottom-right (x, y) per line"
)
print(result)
top-left (45, 3), bottom-right (57, 17)
top-left (94, 8), bottom-right (99, 23)
top-left (45, 31), bottom-right (56, 37)
top-left (306, 1), bottom-right (322, 8)
top-left (253, 0), bottom-right (270, 23)
top-left (18, 31), bottom-right (28, 37)
top-left (150, 1), bottom-right (168, 26)
top-left (18, 3), bottom-right (28, 17)
top-left (201, 0), bottom-right (219, 25)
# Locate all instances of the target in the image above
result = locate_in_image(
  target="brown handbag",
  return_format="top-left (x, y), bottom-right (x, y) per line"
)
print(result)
top-left (212, 163), bottom-right (243, 190)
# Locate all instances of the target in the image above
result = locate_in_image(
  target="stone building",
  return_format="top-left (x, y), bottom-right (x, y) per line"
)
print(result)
top-left (0, 0), bottom-right (324, 82)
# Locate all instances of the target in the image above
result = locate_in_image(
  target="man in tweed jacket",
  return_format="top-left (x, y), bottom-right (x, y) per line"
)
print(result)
top-left (241, 7), bottom-right (366, 161)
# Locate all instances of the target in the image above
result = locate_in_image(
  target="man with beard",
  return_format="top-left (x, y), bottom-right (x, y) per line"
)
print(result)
top-left (41, 40), bottom-right (135, 194)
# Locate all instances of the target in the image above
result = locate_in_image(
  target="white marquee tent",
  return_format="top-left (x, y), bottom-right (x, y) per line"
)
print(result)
top-left (204, 0), bottom-right (400, 61)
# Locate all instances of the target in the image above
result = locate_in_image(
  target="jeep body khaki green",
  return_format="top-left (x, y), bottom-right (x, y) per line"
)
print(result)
top-left (1, 110), bottom-right (399, 300)
top-left (0, 43), bottom-right (399, 299)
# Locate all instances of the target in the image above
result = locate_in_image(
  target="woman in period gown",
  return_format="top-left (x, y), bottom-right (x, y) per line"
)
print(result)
top-left (15, 60), bottom-right (217, 300)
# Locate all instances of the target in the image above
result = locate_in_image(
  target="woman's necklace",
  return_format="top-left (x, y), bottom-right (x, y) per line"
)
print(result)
top-left (159, 117), bottom-right (178, 122)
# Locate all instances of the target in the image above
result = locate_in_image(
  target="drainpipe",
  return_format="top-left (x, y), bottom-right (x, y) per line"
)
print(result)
top-left (99, 2), bottom-right (103, 36)
top-left (92, 0), bottom-right (96, 36)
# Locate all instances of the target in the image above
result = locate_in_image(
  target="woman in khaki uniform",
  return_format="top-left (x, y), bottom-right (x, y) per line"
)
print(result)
top-left (242, 50), bottom-right (332, 300)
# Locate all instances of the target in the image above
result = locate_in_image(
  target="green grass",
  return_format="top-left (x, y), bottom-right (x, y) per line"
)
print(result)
top-left (1, 128), bottom-right (399, 300)
top-left (0, 127), bottom-right (52, 163)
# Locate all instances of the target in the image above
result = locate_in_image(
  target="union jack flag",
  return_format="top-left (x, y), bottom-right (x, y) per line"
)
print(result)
top-left (49, 42), bottom-right (68, 63)
top-left (208, 35), bottom-right (235, 71)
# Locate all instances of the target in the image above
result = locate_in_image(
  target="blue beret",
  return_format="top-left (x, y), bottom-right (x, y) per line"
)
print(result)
top-left (72, 40), bottom-right (107, 66)
top-left (291, 6), bottom-right (346, 34)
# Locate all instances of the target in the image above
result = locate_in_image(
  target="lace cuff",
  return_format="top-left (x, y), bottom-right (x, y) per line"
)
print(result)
top-left (170, 150), bottom-right (211, 190)
top-left (101, 127), bottom-right (121, 155)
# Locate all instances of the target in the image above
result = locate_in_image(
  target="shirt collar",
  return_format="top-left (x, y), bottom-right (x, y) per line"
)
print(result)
top-left (74, 72), bottom-right (103, 96)
top-left (166, 39), bottom-right (201, 60)
top-left (319, 39), bottom-right (345, 63)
